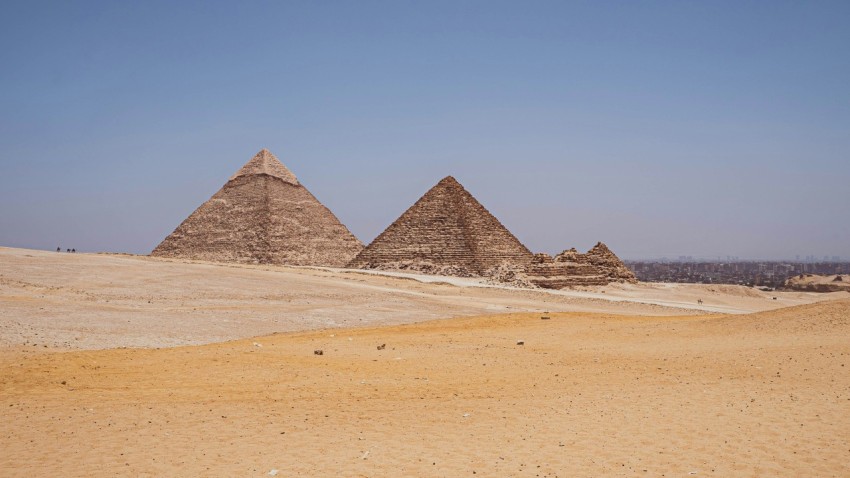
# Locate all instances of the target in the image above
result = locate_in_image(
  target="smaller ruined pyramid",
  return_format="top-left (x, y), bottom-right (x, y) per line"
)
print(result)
top-left (348, 176), bottom-right (533, 275)
top-left (152, 149), bottom-right (363, 267)
top-left (526, 242), bottom-right (636, 288)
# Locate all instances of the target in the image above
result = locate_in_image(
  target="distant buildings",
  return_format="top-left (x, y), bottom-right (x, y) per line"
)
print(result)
top-left (626, 260), bottom-right (850, 288)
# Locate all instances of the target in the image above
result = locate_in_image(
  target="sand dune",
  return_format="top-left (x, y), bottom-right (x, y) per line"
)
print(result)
top-left (2, 301), bottom-right (849, 476)
top-left (1, 246), bottom-right (842, 350)
top-left (2, 246), bottom-right (848, 476)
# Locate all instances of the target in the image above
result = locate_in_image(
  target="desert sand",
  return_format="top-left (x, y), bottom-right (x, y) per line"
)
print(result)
top-left (2, 246), bottom-right (849, 476)
top-left (1, 247), bottom-right (841, 350)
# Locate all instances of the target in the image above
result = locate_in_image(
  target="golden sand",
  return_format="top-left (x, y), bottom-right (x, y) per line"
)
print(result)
top-left (3, 300), bottom-right (848, 477)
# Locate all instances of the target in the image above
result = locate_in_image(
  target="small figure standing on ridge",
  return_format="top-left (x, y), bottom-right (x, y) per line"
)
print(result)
top-left (56, 247), bottom-right (61, 252)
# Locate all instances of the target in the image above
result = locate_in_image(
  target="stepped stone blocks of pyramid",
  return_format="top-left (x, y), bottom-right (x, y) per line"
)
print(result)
top-left (347, 176), bottom-right (535, 276)
top-left (525, 242), bottom-right (637, 289)
top-left (348, 175), bottom-right (636, 287)
top-left (151, 149), bottom-right (363, 267)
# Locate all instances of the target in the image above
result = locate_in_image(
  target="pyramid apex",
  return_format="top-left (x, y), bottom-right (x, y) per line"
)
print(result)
top-left (230, 149), bottom-right (299, 185)
top-left (438, 175), bottom-right (460, 185)
top-left (588, 242), bottom-right (614, 255)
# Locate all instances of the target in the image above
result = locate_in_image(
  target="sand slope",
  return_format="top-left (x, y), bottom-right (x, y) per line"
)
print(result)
top-left (3, 246), bottom-right (848, 476)
top-left (2, 246), bottom-right (843, 350)
top-left (2, 300), bottom-right (849, 477)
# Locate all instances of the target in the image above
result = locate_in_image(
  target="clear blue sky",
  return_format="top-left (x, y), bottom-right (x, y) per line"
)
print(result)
top-left (1, 1), bottom-right (848, 260)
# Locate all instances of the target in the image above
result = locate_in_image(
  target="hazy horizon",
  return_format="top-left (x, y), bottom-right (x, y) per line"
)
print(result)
top-left (2, 1), bottom-right (848, 261)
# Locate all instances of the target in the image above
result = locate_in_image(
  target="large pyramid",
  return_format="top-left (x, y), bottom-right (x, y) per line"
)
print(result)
top-left (152, 149), bottom-right (363, 267)
top-left (348, 176), bottom-right (533, 276)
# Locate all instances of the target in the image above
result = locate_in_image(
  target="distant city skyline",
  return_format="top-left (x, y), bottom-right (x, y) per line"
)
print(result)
top-left (1, 2), bottom-right (848, 260)
top-left (624, 255), bottom-right (848, 263)
top-left (626, 259), bottom-right (849, 288)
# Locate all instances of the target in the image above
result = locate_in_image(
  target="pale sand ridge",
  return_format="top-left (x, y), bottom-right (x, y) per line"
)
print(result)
top-left (3, 246), bottom-right (843, 350)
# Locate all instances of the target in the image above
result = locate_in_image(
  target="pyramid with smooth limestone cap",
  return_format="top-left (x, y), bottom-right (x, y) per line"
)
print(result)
top-left (152, 149), bottom-right (363, 267)
top-left (347, 176), bottom-right (534, 275)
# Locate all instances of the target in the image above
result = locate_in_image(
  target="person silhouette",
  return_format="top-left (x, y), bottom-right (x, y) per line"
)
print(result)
top-left (66, 248), bottom-right (71, 253)
top-left (71, 249), bottom-right (76, 253)
top-left (56, 247), bottom-right (61, 252)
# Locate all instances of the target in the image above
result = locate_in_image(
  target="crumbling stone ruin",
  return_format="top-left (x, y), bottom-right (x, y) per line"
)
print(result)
top-left (783, 274), bottom-right (850, 293)
top-left (152, 149), bottom-right (363, 266)
top-left (347, 176), bottom-right (535, 276)
top-left (524, 242), bottom-right (637, 288)
top-left (347, 176), bottom-right (636, 288)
